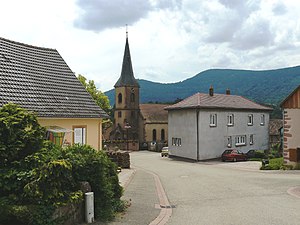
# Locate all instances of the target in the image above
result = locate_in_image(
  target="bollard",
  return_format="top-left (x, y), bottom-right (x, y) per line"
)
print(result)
top-left (85, 192), bottom-right (94, 223)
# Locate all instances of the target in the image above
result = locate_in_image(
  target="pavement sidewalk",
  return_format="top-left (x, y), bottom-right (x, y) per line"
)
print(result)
top-left (97, 168), bottom-right (161, 225)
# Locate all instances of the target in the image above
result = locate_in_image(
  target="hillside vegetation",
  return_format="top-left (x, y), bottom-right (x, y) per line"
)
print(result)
top-left (106, 66), bottom-right (300, 107)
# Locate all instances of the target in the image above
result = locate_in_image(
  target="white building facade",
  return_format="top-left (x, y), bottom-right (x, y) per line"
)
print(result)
top-left (166, 90), bottom-right (272, 160)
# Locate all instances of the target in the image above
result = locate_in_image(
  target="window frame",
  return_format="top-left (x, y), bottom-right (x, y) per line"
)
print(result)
top-left (73, 125), bottom-right (87, 145)
top-left (247, 114), bottom-right (253, 126)
top-left (260, 114), bottom-right (265, 126)
top-left (209, 114), bottom-right (217, 127)
top-left (235, 135), bottom-right (246, 146)
top-left (249, 134), bottom-right (254, 145)
top-left (227, 114), bottom-right (234, 126)
top-left (227, 136), bottom-right (232, 148)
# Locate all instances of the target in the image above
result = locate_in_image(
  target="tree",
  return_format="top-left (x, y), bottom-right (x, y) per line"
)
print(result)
top-left (0, 103), bottom-right (45, 166)
top-left (77, 74), bottom-right (111, 114)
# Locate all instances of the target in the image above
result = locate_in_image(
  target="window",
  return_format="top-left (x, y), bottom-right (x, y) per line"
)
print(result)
top-left (260, 114), bottom-right (265, 126)
top-left (161, 129), bottom-right (165, 141)
top-left (130, 93), bottom-right (135, 102)
top-left (235, 135), bottom-right (246, 146)
top-left (152, 129), bottom-right (157, 141)
top-left (227, 136), bottom-right (232, 147)
top-left (118, 93), bottom-right (122, 103)
top-left (247, 114), bottom-right (253, 126)
top-left (118, 111), bottom-right (122, 118)
top-left (228, 114), bottom-right (234, 126)
top-left (172, 137), bottom-right (182, 146)
top-left (210, 114), bottom-right (217, 127)
top-left (250, 134), bottom-right (254, 145)
top-left (73, 126), bottom-right (86, 145)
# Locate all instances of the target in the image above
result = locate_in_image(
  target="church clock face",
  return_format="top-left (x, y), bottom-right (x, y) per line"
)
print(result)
top-left (131, 88), bottom-right (135, 93)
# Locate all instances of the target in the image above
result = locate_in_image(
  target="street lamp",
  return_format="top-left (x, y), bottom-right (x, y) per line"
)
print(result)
top-left (124, 123), bottom-right (131, 151)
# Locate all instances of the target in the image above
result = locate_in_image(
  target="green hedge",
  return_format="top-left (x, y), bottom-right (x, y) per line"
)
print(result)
top-left (0, 103), bottom-right (124, 224)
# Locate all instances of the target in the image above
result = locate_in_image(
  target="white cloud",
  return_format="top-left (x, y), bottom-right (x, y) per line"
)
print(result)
top-left (1, 0), bottom-right (300, 92)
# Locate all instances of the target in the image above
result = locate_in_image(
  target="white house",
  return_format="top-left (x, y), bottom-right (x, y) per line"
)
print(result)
top-left (165, 88), bottom-right (272, 161)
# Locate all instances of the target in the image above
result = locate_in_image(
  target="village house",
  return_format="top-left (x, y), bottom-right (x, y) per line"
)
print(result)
top-left (165, 87), bottom-right (272, 160)
top-left (280, 85), bottom-right (300, 165)
top-left (0, 37), bottom-right (108, 149)
top-left (107, 33), bottom-right (168, 150)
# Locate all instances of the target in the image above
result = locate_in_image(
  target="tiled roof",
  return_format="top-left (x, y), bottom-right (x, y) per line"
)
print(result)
top-left (165, 92), bottom-right (272, 111)
top-left (140, 104), bottom-right (169, 123)
top-left (0, 37), bottom-right (108, 118)
top-left (114, 37), bottom-right (139, 88)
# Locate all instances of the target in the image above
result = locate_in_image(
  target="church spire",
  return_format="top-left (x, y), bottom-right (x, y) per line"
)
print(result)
top-left (114, 28), bottom-right (139, 88)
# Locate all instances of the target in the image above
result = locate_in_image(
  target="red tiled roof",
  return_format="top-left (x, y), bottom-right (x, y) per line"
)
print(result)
top-left (140, 104), bottom-right (169, 123)
top-left (165, 93), bottom-right (272, 111)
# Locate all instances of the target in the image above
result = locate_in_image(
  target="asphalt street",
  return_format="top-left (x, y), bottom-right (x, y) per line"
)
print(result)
top-left (130, 151), bottom-right (300, 225)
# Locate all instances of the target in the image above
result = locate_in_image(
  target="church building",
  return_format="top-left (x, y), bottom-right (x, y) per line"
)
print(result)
top-left (108, 33), bottom-right (168, 151)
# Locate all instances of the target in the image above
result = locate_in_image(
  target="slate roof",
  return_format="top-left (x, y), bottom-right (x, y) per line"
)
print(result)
top-left (114, 37), bottom-right (139, 88)
top-left (165, 92), bottom-right (272, 111)
top-left (0, 37), bottom-right (108, 118)
top-left (140, 104), bottom-right (169, 123)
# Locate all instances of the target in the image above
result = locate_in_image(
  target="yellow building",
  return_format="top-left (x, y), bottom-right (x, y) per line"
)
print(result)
top-left (0, 37), bottom-right (108, 150)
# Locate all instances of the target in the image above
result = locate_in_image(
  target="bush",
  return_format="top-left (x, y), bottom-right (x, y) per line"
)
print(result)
top-left (0, 104), bottom-right (124, 224)
top-left (261, 157), bottom-right (284, 170)
top-left (0, 103), bottom-right (45, 166)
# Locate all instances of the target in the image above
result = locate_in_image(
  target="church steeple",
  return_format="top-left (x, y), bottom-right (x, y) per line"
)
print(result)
top-left (114, 32), bottom-right (139, 88)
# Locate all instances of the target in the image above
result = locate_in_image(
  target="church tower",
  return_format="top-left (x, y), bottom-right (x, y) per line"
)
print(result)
top-left (114, 32), bottom-right (140, 140)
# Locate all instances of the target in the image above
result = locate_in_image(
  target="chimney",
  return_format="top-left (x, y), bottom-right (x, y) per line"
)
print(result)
top-left (226, 88), bottom-right (230, 95)
top-left (209, 85), bottom-right (214, 96)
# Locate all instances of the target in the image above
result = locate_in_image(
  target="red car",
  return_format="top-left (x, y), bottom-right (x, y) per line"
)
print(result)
top-left (221, 149), bottom-right (247, 162)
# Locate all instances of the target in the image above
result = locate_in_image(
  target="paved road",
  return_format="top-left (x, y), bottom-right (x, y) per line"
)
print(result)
top-left (130, 151), bottom-right (300, 225)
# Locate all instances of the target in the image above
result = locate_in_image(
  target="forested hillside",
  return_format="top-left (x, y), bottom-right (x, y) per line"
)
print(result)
top-left (105, 66), bottom-right (300, 108)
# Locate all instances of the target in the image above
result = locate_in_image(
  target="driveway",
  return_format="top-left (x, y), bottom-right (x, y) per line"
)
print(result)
top-left (129, 151), bottom-right (300, 225)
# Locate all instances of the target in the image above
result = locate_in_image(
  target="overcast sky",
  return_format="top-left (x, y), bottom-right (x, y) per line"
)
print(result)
top-left (1, 0), bottom-right (300, 91)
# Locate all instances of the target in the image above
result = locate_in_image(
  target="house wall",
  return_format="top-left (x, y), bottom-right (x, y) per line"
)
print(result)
top-left (168, 109), bottom-right (198, 160)
top-left (198, 110), bottom-right (269, 160)
top-left (144, 123), bottom-right (168, 143)
top-left (283, 109), bottom-right (300, 164)
top-left (38, 118), bottom-right (103, 150)
top-left (168, 109), bottom-right (269, 160)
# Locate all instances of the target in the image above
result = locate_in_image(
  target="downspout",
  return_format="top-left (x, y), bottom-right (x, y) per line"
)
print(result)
top-left (196, 109), bottom-right (200, 161)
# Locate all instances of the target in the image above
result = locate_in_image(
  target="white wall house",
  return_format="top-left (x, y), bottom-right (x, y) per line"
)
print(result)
top-left (165, 88), bottom-right (272, 161)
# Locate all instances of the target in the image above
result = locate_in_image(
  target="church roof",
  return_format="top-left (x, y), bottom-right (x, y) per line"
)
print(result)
top-left (0, 37), bottom-right (108, 118)
top-left (114, 36), bottom-right (139, 88)
top-left (140, 104), bottom-right (169, 123)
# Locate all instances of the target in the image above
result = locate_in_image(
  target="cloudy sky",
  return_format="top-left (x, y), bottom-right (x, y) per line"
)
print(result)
top-left (1, 0), bottom-right (300, 91)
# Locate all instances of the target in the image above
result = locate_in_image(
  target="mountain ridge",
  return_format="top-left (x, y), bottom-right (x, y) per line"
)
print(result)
top-left (105, 66), bottom-right (300, 107)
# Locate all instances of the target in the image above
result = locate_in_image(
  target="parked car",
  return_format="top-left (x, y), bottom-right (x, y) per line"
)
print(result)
top-left (246, 149), bottom-right (266, 159)
top-left (221, 149), bottom-right (247, 162)
top-left (161, 147), bottom-right (169, 157)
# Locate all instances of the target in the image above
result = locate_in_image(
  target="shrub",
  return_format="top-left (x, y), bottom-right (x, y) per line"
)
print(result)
top-left (261, 157), bottom-right (284, 170)
top-left (0, 103), bottom-right (45, 166)
top-left (0, 104), bottom-right (124, 224)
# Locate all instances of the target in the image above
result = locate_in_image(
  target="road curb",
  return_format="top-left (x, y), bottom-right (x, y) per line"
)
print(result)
top-left (287, 186), bottom-right (300, 199)
top-left (136, 169), bottom-right (172, 225)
